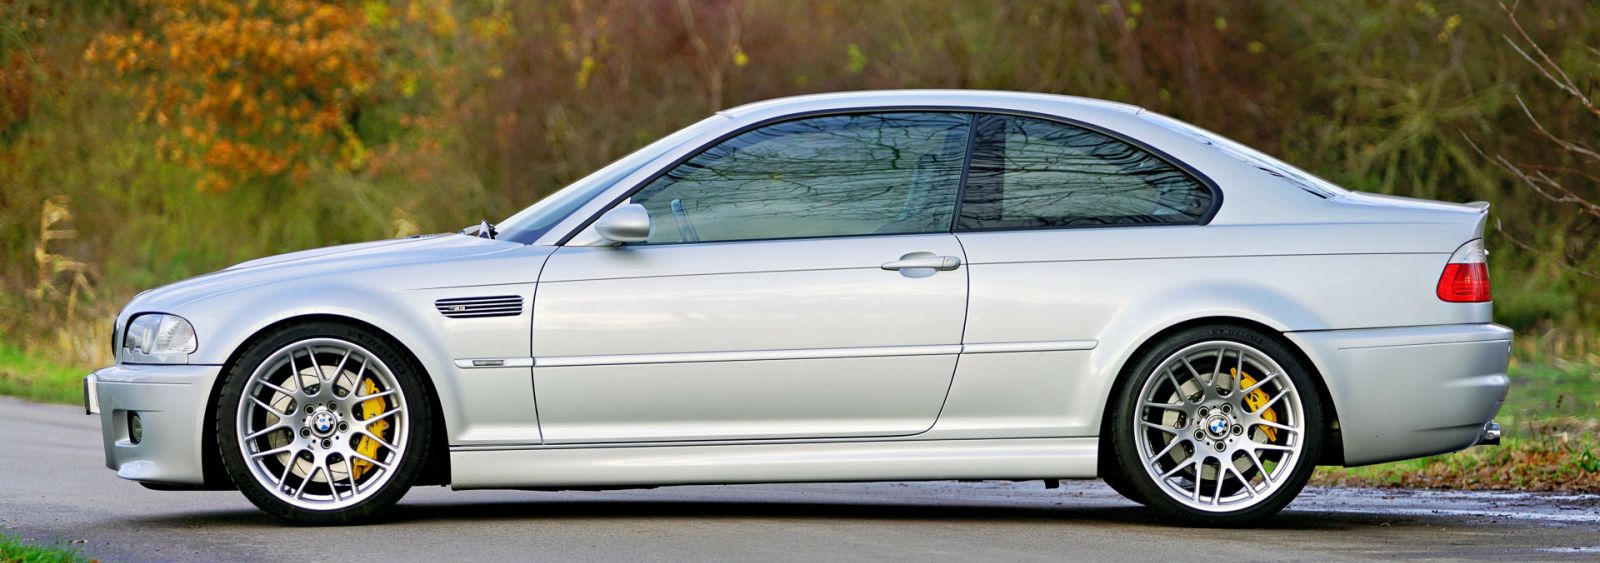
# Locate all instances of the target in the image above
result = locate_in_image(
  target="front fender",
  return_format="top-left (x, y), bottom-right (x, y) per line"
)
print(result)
top-left (177, 274), bottom-right (546, 448)
top-left (184, 283), bottom-right (473, 438)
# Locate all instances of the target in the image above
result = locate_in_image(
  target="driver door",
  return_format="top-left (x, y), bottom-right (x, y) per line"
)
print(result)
top-left (532, 112), bottom-right (974, 444)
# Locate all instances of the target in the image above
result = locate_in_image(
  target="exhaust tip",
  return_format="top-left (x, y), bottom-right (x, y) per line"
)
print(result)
top-left (1478, 421), bottom-right (1502, 446)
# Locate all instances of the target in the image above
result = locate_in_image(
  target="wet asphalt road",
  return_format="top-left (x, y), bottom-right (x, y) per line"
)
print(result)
top-left (3, 396), bottom-right (1599, 561)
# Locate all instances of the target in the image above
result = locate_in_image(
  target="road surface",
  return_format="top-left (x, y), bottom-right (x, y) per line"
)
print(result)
top-left (3, 396), bottom-right (1598, 561)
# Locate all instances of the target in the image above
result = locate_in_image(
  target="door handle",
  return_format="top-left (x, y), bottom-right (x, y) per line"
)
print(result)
top-left (881, 254), bottom-right (962, 271)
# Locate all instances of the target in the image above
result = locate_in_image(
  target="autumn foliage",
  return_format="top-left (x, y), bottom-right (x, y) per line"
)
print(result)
top-left (1, 0), bottom-right (1599, 370)
top-left (86, 1), bottom-right (377, 191)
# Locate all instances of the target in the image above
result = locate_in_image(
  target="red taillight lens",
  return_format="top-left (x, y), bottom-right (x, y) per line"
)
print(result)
top-left (1437, 239), bottom-right (1491, 303)
top-left (1437, 262), bottom-right (1491, 302)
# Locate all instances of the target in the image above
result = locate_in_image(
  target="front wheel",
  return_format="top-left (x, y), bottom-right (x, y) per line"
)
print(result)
top-left (217, 322), bottom-right (434, 525)
top-left (1108, 325), bottom-right (1324, 525)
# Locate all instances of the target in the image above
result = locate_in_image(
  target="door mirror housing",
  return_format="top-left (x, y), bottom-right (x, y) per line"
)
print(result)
top-left (593, 203), bottom-right (652, 244)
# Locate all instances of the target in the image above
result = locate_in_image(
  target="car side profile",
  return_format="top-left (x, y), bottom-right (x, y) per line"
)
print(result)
top-left (85, 90), bottom-right (1510, 525)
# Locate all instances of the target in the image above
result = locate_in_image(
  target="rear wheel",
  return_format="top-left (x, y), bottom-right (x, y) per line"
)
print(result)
top-left (1109, 325), bottom-right (1323, 525)
top-left (217, 322), bottom-right (433, 525)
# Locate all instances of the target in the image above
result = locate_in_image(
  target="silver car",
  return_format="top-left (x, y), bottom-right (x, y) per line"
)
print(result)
top-left (85, 90), bottom-right (1510, 525)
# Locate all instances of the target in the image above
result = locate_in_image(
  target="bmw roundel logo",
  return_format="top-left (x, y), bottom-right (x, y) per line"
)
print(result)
top-left (1209, 418), bottom-right (1228, 436)
top-left (311, 412), bottom-right (337, 435)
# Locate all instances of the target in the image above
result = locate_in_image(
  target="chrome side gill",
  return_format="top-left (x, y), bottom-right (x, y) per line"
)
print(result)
top-left (434, 295), bottom-right (524, 319)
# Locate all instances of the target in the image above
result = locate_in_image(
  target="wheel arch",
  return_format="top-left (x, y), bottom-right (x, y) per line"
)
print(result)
top-left (1093, 315), bottom-right (1345, 472)
top-left (201, 313), bottom-right (452, 489)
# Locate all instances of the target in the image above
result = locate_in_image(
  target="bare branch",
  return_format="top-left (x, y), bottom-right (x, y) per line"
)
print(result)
top-left (1516, 163), bottom-right (1600, 187)
top-left (1513, 95), bottom-right (1600, 165)
top-left (1499, 2), bottom-right (1600, 119)
top-left (1462, 132), bottom-right (1600, 219)
top-left (1495, 219), bottom-right (1600, 280)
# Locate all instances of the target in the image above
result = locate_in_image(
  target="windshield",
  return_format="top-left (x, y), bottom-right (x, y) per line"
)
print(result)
top-left (1139, 111), bottom-right (1346, 199)
top-left (496, 114), bottom-right (731, 243)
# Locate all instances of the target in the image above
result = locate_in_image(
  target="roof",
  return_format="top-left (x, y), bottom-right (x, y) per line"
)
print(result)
top-left (716, 89), bottom-right (1143, 119)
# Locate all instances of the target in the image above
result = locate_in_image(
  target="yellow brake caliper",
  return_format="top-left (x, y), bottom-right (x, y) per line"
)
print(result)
top-left (1231, 368), bottom-right (1279, 442)
top-left (351, 378), bottom-right (390, 480)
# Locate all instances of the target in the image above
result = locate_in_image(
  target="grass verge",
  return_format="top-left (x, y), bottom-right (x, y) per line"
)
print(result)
top-left (0, 342), bottom-right (88, 405)
top-left (0, 533), bottom-right (88, 563)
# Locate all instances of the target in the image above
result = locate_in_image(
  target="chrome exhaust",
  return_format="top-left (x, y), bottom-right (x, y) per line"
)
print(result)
top-left (1478, 421), bottom-right (1502, 446)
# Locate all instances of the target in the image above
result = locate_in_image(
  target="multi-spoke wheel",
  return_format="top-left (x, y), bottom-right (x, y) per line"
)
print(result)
top-left (1108, 325), bottom-right (1323, 525)
top-left (218, 322), bottom-right (434, 525)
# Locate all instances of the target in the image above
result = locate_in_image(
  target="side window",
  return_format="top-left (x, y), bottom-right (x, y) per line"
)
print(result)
top-left (959, 114), bottom-right (1213, 230)
top-left (629, 113), bottom-right (970, 244)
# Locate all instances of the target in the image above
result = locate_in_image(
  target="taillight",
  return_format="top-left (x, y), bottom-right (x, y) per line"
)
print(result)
top-left (1437, 239), bottom-right (1491, 303)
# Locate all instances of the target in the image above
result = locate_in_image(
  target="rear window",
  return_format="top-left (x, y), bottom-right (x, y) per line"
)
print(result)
top-left (1140, 111), bottom-right (1346, 199)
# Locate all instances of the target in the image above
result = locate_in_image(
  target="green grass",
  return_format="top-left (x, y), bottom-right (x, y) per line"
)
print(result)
top-left (1498, 360), bottom-right (1600, 424)
top-left (0, 342), bottom-right (89, 405)
top-left (0, 533), bottom-right (87, 563)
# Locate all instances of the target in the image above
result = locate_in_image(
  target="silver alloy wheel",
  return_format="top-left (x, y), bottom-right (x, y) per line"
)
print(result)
top-left (1133, 340), bottom-right (1305, 512)
top-left (235, 338), bottom-right (410, 511)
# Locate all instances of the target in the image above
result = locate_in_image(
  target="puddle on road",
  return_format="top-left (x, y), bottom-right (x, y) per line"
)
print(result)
top-left (1539, 546), bottom-right (1600, 554)
top-left (892, 481), bottom-right (1600, 525)
top-left (1294, 486), bottom-right (1600, 524)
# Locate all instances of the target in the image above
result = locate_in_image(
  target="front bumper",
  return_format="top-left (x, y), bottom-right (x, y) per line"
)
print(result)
top-left (1286, 323), bottom-right (1512, 466)
top-left (85, 363), bottom-right (223, 485)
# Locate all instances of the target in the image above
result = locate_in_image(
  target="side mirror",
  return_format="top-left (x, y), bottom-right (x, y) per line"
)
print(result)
top-left (593, 203), bottom-right (652, 244)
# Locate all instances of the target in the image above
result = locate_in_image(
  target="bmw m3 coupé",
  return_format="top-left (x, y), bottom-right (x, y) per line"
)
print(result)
top-left (86, 90), bottom-right (1510, 525)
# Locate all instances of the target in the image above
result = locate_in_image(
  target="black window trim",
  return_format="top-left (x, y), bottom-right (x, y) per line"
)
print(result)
top-left (554, 105), bottom-right (1222, 246)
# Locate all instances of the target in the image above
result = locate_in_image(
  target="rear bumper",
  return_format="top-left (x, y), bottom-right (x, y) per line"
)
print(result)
top-left (1285, 323), bottom-right (1511, 466)
top-left (86, 363), bottom-right (222, 485)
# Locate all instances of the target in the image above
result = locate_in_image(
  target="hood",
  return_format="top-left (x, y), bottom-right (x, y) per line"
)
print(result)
top-left (224, 234), bottom-right (454, 271)
top-left (126, 234), bottom-right (524, 312)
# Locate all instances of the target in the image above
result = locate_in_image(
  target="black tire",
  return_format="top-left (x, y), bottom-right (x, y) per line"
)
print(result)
top-left (1108, 324), bottom-right (1324, 526)
top-left (217, 321), bottom-right (435, 525)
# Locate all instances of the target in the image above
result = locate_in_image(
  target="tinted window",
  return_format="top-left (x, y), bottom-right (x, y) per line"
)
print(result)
top-left (629, 113), bottom-right (970, 244)
top-left (959, 114), bottom-right (1212, 229)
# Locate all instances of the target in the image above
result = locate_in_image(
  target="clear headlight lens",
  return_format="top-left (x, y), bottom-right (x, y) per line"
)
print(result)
top-left (122, 314), bottom-right (197, 364)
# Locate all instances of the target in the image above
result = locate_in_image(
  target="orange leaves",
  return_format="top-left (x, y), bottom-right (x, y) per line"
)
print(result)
top-left (88, 0), bottom-right (378, 191)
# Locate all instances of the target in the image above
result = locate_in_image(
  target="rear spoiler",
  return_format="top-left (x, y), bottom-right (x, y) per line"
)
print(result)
top-left (1465, 201), bottom-right (1490, 211)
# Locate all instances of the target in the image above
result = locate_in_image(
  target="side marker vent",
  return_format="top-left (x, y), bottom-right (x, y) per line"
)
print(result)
top-left (435, 295), bottom-right (524, 319)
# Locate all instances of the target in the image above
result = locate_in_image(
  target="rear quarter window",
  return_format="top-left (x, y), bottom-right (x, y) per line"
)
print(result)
top-left (958, 114), bottom-right (1214, 230)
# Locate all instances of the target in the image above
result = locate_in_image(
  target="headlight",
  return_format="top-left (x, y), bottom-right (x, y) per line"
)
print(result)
top-left (122, 314), bottom-right (197, 364)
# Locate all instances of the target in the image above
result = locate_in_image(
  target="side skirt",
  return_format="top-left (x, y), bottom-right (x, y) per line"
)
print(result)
top-left (448, 437), bottom-right (1098, 490)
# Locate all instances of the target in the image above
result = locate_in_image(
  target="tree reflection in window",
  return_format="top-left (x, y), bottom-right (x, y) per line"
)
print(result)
top-left (631, 113), bottom-right (970, 244)
top-left (960, 114), bottom-right (1211, 229)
